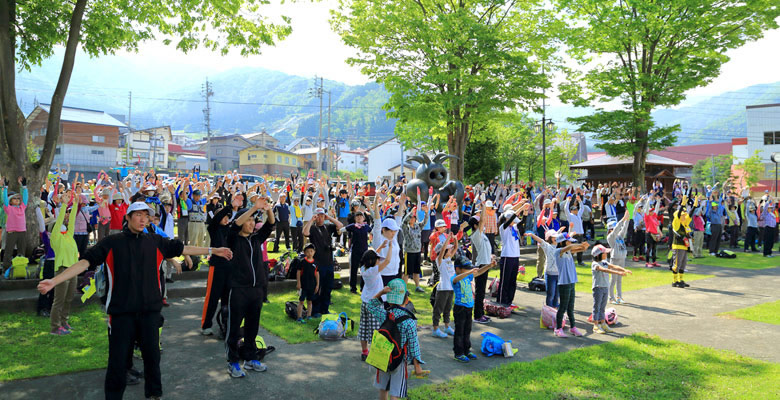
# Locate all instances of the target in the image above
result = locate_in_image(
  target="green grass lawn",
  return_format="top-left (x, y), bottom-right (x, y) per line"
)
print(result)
top-left (488, 264), bottom-right (714, 294)
top-left (0, 304), bottom-right (108, 381)
top-left (720, 299), bottom-right (780, 326)
top-left (260, 282), bottom-right (435, 344)
top-left (690, 251), bottom-right (778, 270)
top-left (409, 333), bottom-right (780, 400)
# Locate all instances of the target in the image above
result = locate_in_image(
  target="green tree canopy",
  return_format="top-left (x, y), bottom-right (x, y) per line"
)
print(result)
top-left (464, 135), bottom-right (501, 185)
top-left (557, 0), bottom-right (780, 189)
top-left (331, 0), bottom-right (558, 180)
top-left (692, 155), bottom-right (733, 188)
top-left (734, 151), bottom-right (766, 192)
top-left (0, 0), bottom-right (291, 254)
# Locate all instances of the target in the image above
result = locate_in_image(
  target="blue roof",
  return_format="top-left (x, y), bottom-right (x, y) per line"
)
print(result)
top-left (39, 104), bottom-right (127, 128)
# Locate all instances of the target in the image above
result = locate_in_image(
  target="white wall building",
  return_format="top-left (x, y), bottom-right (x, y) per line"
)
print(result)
top-left (746, 103), bottom-right (780, 193)
top-left (365, 138), bottom-right (415, 180)
top-left (122, 126), bottom-right (172, 169)
top-left (337, 149), bottom-right (368, 175)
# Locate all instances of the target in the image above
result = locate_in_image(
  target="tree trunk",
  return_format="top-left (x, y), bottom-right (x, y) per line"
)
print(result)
top-left (0, 0), bottom-right (87, 256)
top-left (446, 122), bottom-right (468, 182)
top-left (632, 131), bottom-right (649, 191)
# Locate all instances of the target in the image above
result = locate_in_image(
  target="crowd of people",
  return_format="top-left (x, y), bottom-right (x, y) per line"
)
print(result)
top-left (0, 164), bottom-right (776, 399)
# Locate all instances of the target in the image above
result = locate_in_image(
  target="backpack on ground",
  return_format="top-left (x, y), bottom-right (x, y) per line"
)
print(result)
top-left (285, 301), bottom-right (302, 320)
top-left (315, 311), bottom-right (350, 340)
top-left (484, 300), bottom-right (514, 319)
top-left (716, 250), bottom-right (736, 259)
top-left (488, 278), bottom-right (500, 298)
top-left (480, 332), bottom-right (505, 357)
top-left (11, 256), bottom-right (28, 279)
top-left (540, 304), bottom-right (567, 329)
top-left (370, 305), bottom-right (416, 372)
top-left (528, 277), bottom-right (546, 292)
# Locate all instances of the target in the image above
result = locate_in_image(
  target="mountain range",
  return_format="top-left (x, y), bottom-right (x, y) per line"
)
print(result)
top-left (15, 51), bottom-right (780, 149)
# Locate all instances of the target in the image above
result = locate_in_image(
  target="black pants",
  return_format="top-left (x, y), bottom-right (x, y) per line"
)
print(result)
top-left (472, 268), bottom-right (489, 320)
top-left (633, 229), bottom-right (645, 256)
top-left (709, 224), bottom-right (723, 254)
top-left (178, 217), bottom-right (189, 245)
top-left (583, 220), bottom-right (595, 240)
top-left (314, 266), bottom-right (334, 315)
top-left (225, 287), bottom-right (264, 363)
top-left (349, 252), bottom-right (364, 292)
top-left (486, 233), bottom-right (497, 255)
top-left (745, 226), bottom-right (759, 251)
top-left (74, 234), bottom-right (89, 257)
top-left (728, 225), bottom-right (740, 248)
top-left (105, 311), bottom-right (162, 400)
top-left (556, 284), bottom-right (576, 330)
top-left (645, 232), bottom-right (657, 262)
top-left (453, 305), bottom-right (472, 356)
top-left (497, 257), bottom-right (519, 306)
top-left (202, 266), bottom-right (231, 330)
top-left (290, 225), bottom-right (303, 252)
top-left (273, 220), bottom-right (291, 252)
top-left (764, 226), bottom-right (776, 256)
top-left (421, 230), bottom-right (431, 261)
top-left (37, 259), bottom-right (55, 313)
top-left (574, 234), bottom-right (585, 264)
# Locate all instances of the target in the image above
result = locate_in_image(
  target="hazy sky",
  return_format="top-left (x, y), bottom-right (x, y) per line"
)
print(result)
top-left (116, 1), bottom-right (780, 106)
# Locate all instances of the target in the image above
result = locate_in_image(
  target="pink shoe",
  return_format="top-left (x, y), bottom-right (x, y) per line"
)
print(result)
top-left (554, 328), bottom-right (567, 338)
top-left (569, 327), bottom-right (584, 337)
top-left (50, 327), bottom-right (71, 335)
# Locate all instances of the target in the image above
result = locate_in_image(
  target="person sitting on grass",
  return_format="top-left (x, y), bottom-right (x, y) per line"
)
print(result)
top-left (590, 244), bottom-right (631, 334)
top-left (451, 254), bottom-right (496, 363)
top-left (358, 240), bottom-right (392, 361)
top-left (366, 279), bottom-right (430, 400)
top-left (432, 233), bottom-right (457, 339)
top-left (296, 243), bottom-right (319, 323)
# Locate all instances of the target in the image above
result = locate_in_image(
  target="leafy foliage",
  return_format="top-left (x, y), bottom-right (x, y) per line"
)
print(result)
top-left (733, 151), bottom-right (766, 191)
top-left (691, 155), bottom-right (733, 187)
top-left (464, 136), bottom-right (502, 185)
top-left (331, 0), bottom-right (557, 179)
top-left (557, 0), bottom-right (780, 188)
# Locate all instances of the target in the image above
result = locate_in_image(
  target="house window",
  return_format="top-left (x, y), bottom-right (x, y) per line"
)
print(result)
top-left (233, 150), bottom-right (239, 156)
top-left (765, 131), bottom-right (780, 145)
top-left (247, 154), bottom-right (251, 161)
top-left (285, 156), bottom-right (289, 164)
top-left (216, 148), bottom-right (223, 155)
top-left (277, 155), bottom-right (282, 163)
top-left (233, 160), bottom-right (239, 169)
top-left (292, 159), bottom-right (296, 166)
top-left (92, 135), bottom-right (105, 143)
top-left (91, 150), bottom-right (105, 155)
top-left (55, 146), bottom-right (61, 155)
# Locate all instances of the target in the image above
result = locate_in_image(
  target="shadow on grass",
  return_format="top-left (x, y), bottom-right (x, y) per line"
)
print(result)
top-left (408, 333), bottom-right (780, 400)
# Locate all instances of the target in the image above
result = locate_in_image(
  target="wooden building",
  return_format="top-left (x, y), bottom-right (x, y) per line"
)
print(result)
top-left (26, 104), bottom-right (126, 174)
top-left (570, 154), bottom-right (692, 191)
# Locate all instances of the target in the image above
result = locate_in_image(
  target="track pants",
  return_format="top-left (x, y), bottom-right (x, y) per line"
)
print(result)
top-left (497, 256), bottom-right (519, 306)
top-left (709, 224), bottom-right (723, 254)
top-left (106, 312), bottom-right (163, 400)
top-left (556, 283), bottom-right (576, 330)
top-left (453, 305), bottom-right (472, 356)
top-left (273, 220), bottom-right (291, 252)
top-left (472, 269), bottom-right (489, 320)
top-left (225, 287), bottom-right (264, 363)
top-left (202, 266), bottom-right (231, 330)
top-left (290, 225), bottom-right (303, 252)
top-left (349, 252), bottom-right (364, 292)
top-left (315, 265), bottom-right (334, 315)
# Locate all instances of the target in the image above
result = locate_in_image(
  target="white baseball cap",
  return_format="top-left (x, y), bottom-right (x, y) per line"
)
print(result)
top-left (314, 208), bottom-right (326, 215)
top-left (485, 200), bottom-right (495, 209)
top-left (434, 219), bottom-right (447, 228)
top-left (381, 218), bottom-right (400, 231)
top-left (126, 201), bottom-right (155, 216)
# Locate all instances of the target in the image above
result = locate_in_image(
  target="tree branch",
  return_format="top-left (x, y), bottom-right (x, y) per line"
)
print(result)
top-left (37, 0), bottom-right (87, 174)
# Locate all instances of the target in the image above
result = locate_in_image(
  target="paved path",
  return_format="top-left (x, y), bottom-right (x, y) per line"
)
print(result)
top-left (2, 261), bottom-right (779, 400)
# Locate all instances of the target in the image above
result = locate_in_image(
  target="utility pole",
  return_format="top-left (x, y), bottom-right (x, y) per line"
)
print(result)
top-left (327, 89), bottom-right (331, 174)
top-left (309, 76), bottom-right (331, 176)
top-left (202, 78), bottom-right (213, 173)
top-left (126, 91), bottom-right (132, 164)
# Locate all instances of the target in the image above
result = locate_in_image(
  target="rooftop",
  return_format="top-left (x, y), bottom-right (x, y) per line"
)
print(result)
top-left (571, 153), bottom-right (692, 169)
top-left (35, 104), bottom-right (127, 128)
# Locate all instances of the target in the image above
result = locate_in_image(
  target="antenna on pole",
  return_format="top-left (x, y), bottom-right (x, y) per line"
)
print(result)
top-left (202, 77), bottom-right (214, 172)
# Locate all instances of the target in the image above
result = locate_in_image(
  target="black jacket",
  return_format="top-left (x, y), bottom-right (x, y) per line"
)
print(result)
top-left (82, 228), bottom-right (184, 315)
top-left (208, 206), bottom-right (235, 269)
top-left (227, 219), bottom-right (275, 288)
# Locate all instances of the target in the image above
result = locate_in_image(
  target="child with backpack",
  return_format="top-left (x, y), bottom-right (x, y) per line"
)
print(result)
top-left (590, 245), bottom-right (631, 334)
top-left (296, 243), bottom-right (319, 323)
top-left (432, 233), bottom-right (457, 338)
top-left (366, 279), bottom-right (430, 399)
top-left (451, 256), bottom-right (495, 362)
top-left (358, 240), bottom-right (392, 360)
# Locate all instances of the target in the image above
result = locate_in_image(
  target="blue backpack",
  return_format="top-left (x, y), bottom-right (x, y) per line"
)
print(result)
top-left (480, 332), bottom-right (505, 357)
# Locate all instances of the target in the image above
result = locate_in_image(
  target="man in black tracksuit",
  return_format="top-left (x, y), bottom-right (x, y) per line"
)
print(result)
top-left (201, 200), bottom-right (239, 337)
top-left (225, 196), bottom-right (275, 378)
top-left (37, 202), bottom-right (232, 400)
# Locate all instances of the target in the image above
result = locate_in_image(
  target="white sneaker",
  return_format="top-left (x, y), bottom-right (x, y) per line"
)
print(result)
top-left (201, 328), bottom-right (214, 336)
